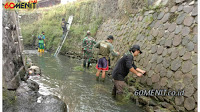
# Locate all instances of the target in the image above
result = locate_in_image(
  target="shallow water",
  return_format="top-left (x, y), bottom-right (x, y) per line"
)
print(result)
top-left (25, 50), bottom-right (144, 112)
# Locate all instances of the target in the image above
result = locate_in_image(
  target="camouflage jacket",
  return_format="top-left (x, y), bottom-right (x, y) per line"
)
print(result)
top-left (82, 36), bottom-right (96, 52)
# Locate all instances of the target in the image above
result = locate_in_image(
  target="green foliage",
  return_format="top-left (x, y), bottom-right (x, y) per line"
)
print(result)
top-left (3, 90), bottom-right (17, 105)
top-left (20, 0), bottom-right (102, 52)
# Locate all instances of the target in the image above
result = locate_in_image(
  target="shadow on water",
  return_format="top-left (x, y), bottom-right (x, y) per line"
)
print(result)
top-left (25, 50), bottom-right (144, 112)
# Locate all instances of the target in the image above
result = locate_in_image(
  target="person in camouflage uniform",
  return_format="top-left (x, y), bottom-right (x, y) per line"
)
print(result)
top-left (82, 31), bottom-right (96, 68)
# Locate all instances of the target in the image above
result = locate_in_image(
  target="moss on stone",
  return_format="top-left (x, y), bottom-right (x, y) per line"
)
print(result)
top-left (168, 13), bottom-right (179, 23)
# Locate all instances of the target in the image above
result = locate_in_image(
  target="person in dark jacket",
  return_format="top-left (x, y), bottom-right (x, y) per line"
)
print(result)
top-left (61, 18), bottom-right (69, 40)
top-left (112, 45), bottom-right (146, 100)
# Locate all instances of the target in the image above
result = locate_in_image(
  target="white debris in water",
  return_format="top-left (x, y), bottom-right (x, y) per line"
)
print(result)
top-left (37, 96), bottom-right (43, 103)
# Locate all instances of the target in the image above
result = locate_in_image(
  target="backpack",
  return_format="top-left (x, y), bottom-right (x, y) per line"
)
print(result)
top-left (61, 21), bottom-right (66, 29)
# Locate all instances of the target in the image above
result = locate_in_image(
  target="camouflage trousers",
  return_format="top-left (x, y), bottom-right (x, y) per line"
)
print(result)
top-left (83, 50), bottom-right (93, 60)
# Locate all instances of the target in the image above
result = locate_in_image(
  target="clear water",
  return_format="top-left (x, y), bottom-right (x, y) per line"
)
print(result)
top-left (25, 50), bottom-right (144, 112)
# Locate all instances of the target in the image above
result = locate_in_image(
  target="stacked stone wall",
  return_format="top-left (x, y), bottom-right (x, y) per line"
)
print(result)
top-left (95, 0), bottom-right (197, 111)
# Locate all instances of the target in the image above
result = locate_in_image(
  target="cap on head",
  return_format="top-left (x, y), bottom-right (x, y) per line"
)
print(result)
top-left (107, 35), bottom-right (114, 40)
top-left (87, 30), bottom-right (90, 34)
top-left (62, 18), bottom-right (65, 21)
top-left (42, 31), bottom-right (44, 34)
top-left (130, 45), bottom-right (142, 54)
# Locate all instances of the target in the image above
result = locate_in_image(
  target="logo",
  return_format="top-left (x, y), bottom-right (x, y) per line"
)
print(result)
top-left (4, 0), bottom-right (37, 9)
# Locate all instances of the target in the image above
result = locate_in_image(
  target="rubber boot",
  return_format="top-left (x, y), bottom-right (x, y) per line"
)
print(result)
top-left (83, 59), bottom-right (86, 68)
top-left (101, 78), bottom-right (105, 82)
top-left (87, 62), bottom-right (90, 69)
top-left (42, 49), bottom-right (44, 52)
top-left (38, 48), bottom-right (40, 52)
top-left (40, 49), bottom-right (42, 53)
top-left (96, 76), bottom-right (99, 81)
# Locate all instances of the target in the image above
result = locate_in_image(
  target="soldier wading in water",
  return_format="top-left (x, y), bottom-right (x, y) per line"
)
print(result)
top-left (82, 31), bottom-right (96, 68)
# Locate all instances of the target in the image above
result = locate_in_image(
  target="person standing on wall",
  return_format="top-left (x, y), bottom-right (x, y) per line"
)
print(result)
top-left (112, 45), bottom-right (146, 100)
top-left (94, 35), bottom-right (119, 82)
top-left (61, 18), bottom-right (69, 40)
top-left (82, 31), bottom-right (96, 69)
top-left (38, 31), bottom-right (45, 53)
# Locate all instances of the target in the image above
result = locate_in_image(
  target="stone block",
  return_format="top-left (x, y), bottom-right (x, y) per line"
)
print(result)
top-left (167, 79), bottom-right (174, 88)
top-left (155, 64), bottom-right (163, 73)
top-left (193, 26), bottom-right (197, 34)
top-left (173, 34), bottom-right (182, 46)
top-left (151, 74), bottom-right (160, 83)
top-left (192, 54), bottom-right (197, 64)
top-left (192, 35), bottom-right (197, 44)
top-left (181, 60), bottom-right (193, 73)
top-left (148, 70), bottom-right (154, 78)
top-left (174, 71), bottom-right (183, 81)
top-left (175, 96), bottom-right (184, 105)
top-left (161, 13), bottom-right (170, 23)
top-left (182, 52), bottom-right (191, 60)
top-left (170, 6), bottom-right (178, 12)
top-left (174, 82), bottom-right (184, 90)
top-left (186, 41), bottom-right (194, 52)
top-left (154, 20), bottom-right (162, 28)
top-left (160, 67), bottom-right (167, 77)
top-left (184, 84), bottom-right (195, 97)
top-left (166, 70), bottom-right (173, 78)
top-left (182, 35), bottom-right (190, 46)
top-left (152, 29), bottom-right (159, 37)
top-left (177, 5), bottom-right (183, 11)
top-left (176, 0), bottom-right (185, 4)
top-left (194, 44), bottom-right (197, 53)
top-left (156, 56), bottom-right (163, 64)
top-left (163, 57), bottom-right (171, 68)
top-left (170, 49), bottom-right (179, 60)
top-left (193, 76), bottom-right (197, 89)
top-left (192, 66), bottom-right (197, 76)
top-left (151, 45), bottom-right (157, 54)
top-left (171, 58), bottom-right (182, 71)
top-left (153, 82), bottom-right (161, 89)
top-left (183, 5), bottom-right (193, 13)
top-left (176, 13), bottom-right (186, 25)
top-left (181, 27), bottom-right (190, 36)
top-left (160, 77), bottom-right (168, 87)
top-left (162, 48), bottom-right (168, 57)
top-left (184, 97), bottom-right (196, 111)
top-left (163, 22), bottom-right (170, 30)
top-left (157, 12), bottom-right (165, 20)
top-left (183, 73), bottom-right (193, 85)
top-left (168, 23), bottom-right (176, 32)
top-left (191, 6), bottom-right (197, 16)
top-left (157, 46), bottom-right (164, 55)
top-left (165, 39), bottom-right (172, 48)
top-left (183, 16), bottom-right (194, 26)
top-left (175, 25), bottom-right (183, 34)
top-left (147, 78), bottom-right (152, 86)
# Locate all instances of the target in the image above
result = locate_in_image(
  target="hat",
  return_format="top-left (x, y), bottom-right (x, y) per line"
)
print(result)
top-left (131, 45), bottom-right (142, 54)
top-left (87, 30), bottom-right (90, 34)
top-left (107, 35), bottom-right (114, 40)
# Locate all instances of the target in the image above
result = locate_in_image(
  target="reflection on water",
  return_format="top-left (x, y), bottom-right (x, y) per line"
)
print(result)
top-left (25, 50), bottom-right (144, 112)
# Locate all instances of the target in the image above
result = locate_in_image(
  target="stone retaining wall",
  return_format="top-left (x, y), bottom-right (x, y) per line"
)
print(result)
top-left (95, 0), bottom-right (197, 111)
